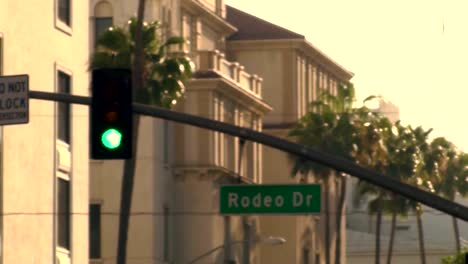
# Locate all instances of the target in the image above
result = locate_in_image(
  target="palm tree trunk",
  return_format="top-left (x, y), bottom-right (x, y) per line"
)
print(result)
top-left (386, 209), bottom-right (397, 264)
top-left (452, 216), bottom-right (461, 253)
top-left (116, 1), bottom-right (146, 264)
top-left (416, 208), bottom-right (426, 264)
top-left (324, 175), bottom-right (331, 264)
top-left (375, 195), bottom-right (383, 264)
top-left (335, 175), bottom-right (347, 264)
top-left (116, 116), bottom-right (140, 264)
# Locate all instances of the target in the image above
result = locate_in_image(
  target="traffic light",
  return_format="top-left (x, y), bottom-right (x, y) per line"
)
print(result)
top-left (90, 68), bottom-right (133, 159)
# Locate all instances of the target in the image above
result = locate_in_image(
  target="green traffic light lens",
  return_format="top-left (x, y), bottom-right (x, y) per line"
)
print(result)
top-left (101, 129), bottom-right (122, 149)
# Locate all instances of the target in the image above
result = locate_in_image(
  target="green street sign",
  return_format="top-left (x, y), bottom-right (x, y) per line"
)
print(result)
top-left (220, 184), bottom-right (321, 215)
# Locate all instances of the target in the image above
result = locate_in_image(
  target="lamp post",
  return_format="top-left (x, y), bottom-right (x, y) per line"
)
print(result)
top-left (187, 236), bottom-right (286, 264)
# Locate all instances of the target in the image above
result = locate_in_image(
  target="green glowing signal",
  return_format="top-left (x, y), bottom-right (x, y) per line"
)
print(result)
top-left (101, 129), bottom-right (122, 149)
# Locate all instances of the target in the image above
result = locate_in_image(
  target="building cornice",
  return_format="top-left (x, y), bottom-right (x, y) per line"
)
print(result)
top-left (299, 39), bottom-right (354, 80)
top-left (188, 76), bottom-right (273, 115)
top-left (172, 164), bottom-right (254, 184)
top-left (181, 0), bottom-right (237, 36)
top-left (227, 39), bottom-right (354, 81)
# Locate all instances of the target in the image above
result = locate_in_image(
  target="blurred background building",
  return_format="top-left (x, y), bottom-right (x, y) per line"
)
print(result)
top-left (225, 6), bottom-right (353, 264)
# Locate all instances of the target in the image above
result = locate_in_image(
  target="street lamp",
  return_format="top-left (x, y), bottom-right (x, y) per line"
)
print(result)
top-left (187, 236), bottom-right (286, 264)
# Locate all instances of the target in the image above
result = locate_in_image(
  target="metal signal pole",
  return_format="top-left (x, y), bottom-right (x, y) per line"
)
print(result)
top-left (29, 91), bottom-right (468, 222)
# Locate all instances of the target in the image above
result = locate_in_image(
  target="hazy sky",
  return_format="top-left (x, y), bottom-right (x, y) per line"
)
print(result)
top-left (226, 0), bottom-right (468, 152)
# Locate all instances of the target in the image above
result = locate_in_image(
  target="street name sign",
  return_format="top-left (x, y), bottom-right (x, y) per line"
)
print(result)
top-left (0, 75), bottom-right (29, 125)
top-left (220, 184), bottom-right (321, 214)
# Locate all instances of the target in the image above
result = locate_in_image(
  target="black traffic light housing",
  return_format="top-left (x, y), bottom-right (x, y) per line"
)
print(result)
top-left (90, 68), bottom-right (133, 159)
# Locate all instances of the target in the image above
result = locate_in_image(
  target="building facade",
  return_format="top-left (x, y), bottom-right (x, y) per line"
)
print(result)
top-left (226, 6), bottom-right (354, 264)
top-left (89, 1), bottom-right (271, 263)
top-left (89, 1), bottom-right (170, 264)
top-left (0, 0), bottom-right (90, 264)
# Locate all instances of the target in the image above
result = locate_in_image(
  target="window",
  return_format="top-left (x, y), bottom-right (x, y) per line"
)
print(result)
top-left (89, 204), bottom-right (101, 259)
top-left (58, 0), bottom-right (71, 26)
top-left (56, 68), bottom-right (71, 252)
top-left (302, 248), bottom-right (310, 264)
top-left (0, 31), bottom-right (2, 254)
top-left (314, 253), bottom-right (320, 264)
top-left (223, 100), bottom-right (235, 172)
top-left (181, 13), bottom-right (192, 53)
top-left (57, 71), bottom-right (71, 144)
top-left (94, 17), bottom-right (112, 46)
top-left (94, 1), bottom-right (113, 46)
top-left (162, 6), bottom-right (172, 40)
top-left (163, 206), bottom-right (170, 261)
top-left (242, 111), bottom-right (255, 180)
top-left (57, 177), bottom-right (70, 249)
top-left (0, 33), bottom-right (3, 74)
top-left (167, 9), bottom-right (173, 39)
top-left (163, 121), bottom-right (170, 164)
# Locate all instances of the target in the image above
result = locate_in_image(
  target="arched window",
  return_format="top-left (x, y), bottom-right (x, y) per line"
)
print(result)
top-left (94, 1), bottom-right (113, 46)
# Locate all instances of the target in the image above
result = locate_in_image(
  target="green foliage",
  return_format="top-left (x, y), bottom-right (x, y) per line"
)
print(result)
top-left (90, 17), bottom-right (194, 108)
top-left (426, 138), bottom-right (468, 202)
top-left (291, 81), bottom-right (468, 263)
top-left (442, 249), bottom-right (468, 264)
top-left (289, 83), bottom-right (361, 178)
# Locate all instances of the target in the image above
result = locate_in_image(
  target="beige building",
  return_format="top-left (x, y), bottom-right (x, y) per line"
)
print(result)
top-left (0, 0), bottom-right (90, 264)
top-left (89, 1), bottom-right (270, 264)
top-left (226, 6), bottom-right (354, 264)
top-left (89, 1), bottom-right (170, 264)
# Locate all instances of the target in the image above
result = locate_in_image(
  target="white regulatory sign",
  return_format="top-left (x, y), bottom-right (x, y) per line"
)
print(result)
top-left (0, 75), bottom-right (29, 125)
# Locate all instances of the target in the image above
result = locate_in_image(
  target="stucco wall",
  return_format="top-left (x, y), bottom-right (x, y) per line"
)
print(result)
top-left (200, 24), bottom-right (219, 51)
top-left (90, 116), bottom-right (171, 264)
top-left (232, 49), bottom-right (290, 125)
top-left (0, 0), bottom-right (89, 263)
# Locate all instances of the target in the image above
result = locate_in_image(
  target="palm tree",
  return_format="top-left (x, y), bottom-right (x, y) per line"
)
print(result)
top-left (351, 100), bottom-right (392, 264)
top-left (329, 83), bottom-right (355, 264)
top-left (447, 152), bottom-right (468, 253)
top-left (322, 83), bottom-right (357, 264)
top-left (352, 181), bottom-right (387, 264)
top-left (386, 194), bottom-right (411, 264)
top-left (90, 8), bottom-right (193, 264)
top-left (385, 122), bottom-right (420, 264)
top-left (290, 109), bottom-right (344, 264)
top-left (90, 18), bottom-right (193, 106)
top-left (289, 83), bottom-right (360, 264)
top-left (430, 139), bottom-right (468, 253)
top-left (407, 126), bottom-right (433, 264)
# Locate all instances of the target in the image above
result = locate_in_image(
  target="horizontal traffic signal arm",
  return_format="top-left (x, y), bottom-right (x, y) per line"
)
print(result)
top-left (29, 90), bottom-right (468, 221)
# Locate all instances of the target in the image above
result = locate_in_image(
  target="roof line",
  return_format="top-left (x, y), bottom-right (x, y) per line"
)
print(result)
top-left (226, 5), bottom-right (305, 41)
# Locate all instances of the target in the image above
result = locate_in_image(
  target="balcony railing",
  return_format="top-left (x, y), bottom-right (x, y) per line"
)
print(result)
top-left (196, 50), bottom-right (263, 98)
